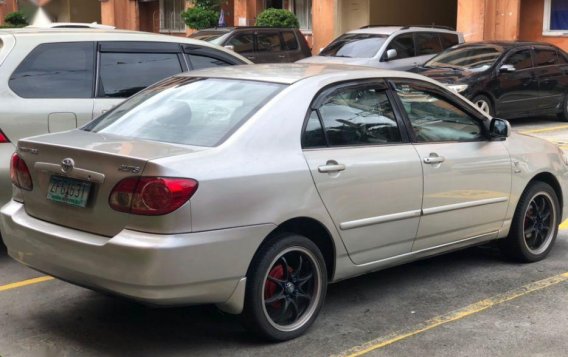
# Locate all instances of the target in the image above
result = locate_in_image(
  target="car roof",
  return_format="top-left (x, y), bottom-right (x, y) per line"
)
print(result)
top-left (347, 26), bottom-right (457, 36)
top-left (0, 28), bottom-right (251, 62)
top-left (453, 41), bottom-right (560, 50)
top-left (180, 63), bottom-right (435, 85)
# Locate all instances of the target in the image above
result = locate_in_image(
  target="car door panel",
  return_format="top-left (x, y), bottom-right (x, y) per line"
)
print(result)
top-left (534, 48), bottom-right (565, 112)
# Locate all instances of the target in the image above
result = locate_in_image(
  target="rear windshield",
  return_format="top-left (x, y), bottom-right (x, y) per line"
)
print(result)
top-left (83, 77), bottom-right (285, 147)
top-left (320, 34), bottom-right (387, 58)
top-left (425, 45), bottom-right (504, 71)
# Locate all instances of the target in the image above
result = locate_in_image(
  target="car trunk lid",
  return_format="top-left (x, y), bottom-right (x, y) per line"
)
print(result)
top-left (17, 130), bottom-right (203, 237)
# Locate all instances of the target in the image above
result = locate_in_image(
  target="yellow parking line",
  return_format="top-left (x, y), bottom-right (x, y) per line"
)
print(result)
top-left (560, 220), bottom-right (568, 230)
top-left (336, 272), bottom-right (568, 357)
top-left (520, 125), bottom-right (568, 134)
top-left (0, 276), bottom-right (54, 292)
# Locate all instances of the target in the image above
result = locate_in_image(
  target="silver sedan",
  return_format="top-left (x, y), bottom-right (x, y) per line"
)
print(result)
top-left (2, 64), bottom-right (567, 341)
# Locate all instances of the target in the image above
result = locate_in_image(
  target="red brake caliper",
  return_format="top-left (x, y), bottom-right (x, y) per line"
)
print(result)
top-left (264, 264), bottom-right (292, 308)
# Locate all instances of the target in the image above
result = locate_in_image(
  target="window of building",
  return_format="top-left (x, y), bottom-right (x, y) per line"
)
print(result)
top-left (265, 0), bottom-right (312, 31)
top-left (160, 0), bottom-right (186, 33)
top-left (544, 0), bottom-right (568, 36)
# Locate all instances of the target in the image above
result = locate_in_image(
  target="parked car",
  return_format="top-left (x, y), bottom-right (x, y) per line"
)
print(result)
top-left (190, 27), bottom-right (312, 63)
top-left (413, 41), bottom-right (568, 120)
top-left (298, 25), bottom-right (463, 70)
top-left (2, 64), bottom-right (567, 341)
top-left (27, 22), bottom-right (116, 29)
top-left (0, 28), bottom-right (250, 208)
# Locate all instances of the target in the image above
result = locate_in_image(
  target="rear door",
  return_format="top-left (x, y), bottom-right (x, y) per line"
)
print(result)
top-left (92, 41), bottom-right (185, 119)
top-left (302, 80), bottom-right (423, 265)
top-left (7, 42), bottom-right (95, 138)
top-left (413, 32), bottom-right (444, 66)
top-left (533, 47), bottom-right (565, 112)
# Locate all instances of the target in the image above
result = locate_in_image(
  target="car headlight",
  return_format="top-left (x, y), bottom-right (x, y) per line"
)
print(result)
top-left (447, 84), bottom-right (469, 93)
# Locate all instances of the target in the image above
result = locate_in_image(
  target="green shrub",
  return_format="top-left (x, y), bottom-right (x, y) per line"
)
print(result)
top-left (4, 11), bottom-right (28, 27)
top-left (255, 8), bottom-right (299, 28)
top-left (181, 7), bottom-right (219, 30)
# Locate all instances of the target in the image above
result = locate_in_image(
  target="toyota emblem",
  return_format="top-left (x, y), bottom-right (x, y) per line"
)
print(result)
top-left (61, 158), bottom-right (75, 173)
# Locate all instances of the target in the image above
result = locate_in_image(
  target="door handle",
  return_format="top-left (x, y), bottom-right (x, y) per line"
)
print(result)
top-left (318, 162), bottom-right (346, 173)
top-left (423, 154), bottom-right (445, 164)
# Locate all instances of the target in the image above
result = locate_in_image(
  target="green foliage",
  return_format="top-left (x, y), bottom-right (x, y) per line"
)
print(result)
top-left (181, 7), bottom-right (219, 30)
top-left (255, 8), bottom-right (299, 28)
top-left (3, 11), bottom-right (28, 28)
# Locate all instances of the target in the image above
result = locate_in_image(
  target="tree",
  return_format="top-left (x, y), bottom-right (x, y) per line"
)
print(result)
top-left (2, 11), bottom-right (28, 28)
top-left (181, 0), bottom-right (226, 30)
top-left (255, 8), bottom-right (299, 28)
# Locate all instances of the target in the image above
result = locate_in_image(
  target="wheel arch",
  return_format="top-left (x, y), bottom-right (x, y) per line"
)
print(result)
top-left (472, 91), bottom-right (496, 113)
top-left (248, 217), bottom-right (336, 281)
top-left (528, 172), bottom-right (563, 217)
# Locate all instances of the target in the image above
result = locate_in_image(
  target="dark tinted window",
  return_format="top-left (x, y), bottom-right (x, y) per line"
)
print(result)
top-left (188, 54), bottom-right (231, 69)
top-left (535, 49), bottom-right (558, 66)
top-left (415, 33), bottom-right (443, 56)
top-left (98, 52), bottom-right (182, 98)
top-left (320, 33), bottom-right (387, 58)
top-left (228, 33), bottom-right (254, 53)
top-left (558, 51), bottom-right (568, 64)
top-left (10, 42), bottom-right (94, 98)
top-left (282, 31), bottom-right (299, 50)
top-left (256, 32), bottom-right (283, 52)
top-left (386, 33), bottom-right (415, 60)
top-left (506, 49), bottom-right (533, 70)
top-left (440, 33), bottom-right (459, 49)
top-left (318, 86), bottom-right (402, 146)
top-left (303, 110), bottom-right (326, 148)
top-left (393, 81), bottom-right (484, 142)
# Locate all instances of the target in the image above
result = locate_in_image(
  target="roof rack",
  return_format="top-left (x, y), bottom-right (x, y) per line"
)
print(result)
top-left (360, 24), bottom-right (455, 31)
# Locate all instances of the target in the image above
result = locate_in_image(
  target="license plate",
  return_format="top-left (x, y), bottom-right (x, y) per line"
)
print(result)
top-left (47, 176), bottom-right (92, 208)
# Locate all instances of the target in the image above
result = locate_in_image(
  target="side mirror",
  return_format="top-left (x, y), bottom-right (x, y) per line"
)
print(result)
top-left (224, 45), bottom-right (235, 51)
top-left (385, 49), bottom-right (397, 61)
top-left (490, 118), bottom-right (511, 139)
top-left (499, 64), bottom-right (516, 73)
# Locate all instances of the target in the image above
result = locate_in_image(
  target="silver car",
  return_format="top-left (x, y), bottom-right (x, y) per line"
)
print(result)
top-left (2, 64), bottom-right (567, 341)
top-left (298, 26), bottom-right (464, 70)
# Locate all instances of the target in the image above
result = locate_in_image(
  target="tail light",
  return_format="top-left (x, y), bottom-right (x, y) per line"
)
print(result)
top-left (109, 177), bottom-right (198, 215)
top-left (10, 153), bottom-right (33, 191)
top-left (0, 129), bottom-right (10, 143)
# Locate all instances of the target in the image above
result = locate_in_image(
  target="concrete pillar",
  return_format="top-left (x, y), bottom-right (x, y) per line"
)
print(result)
top-left (312, 0), bottom-right (336, 54)
top-left (457, 0), bottom-right (521, 42)
top-left (101, 0), bottom-right (140, 31)
top-left (234, 0), bottom-right (262, 26)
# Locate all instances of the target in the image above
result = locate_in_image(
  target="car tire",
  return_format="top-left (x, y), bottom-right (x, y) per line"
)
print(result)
top-left (472, 95), bottom-right (494, 116)
top-left (242, 233), bottom-right (327, 341)
top-left (557, 94), bottom-right (568, 122)
top-left (499, 182), bottom-right (560, 262)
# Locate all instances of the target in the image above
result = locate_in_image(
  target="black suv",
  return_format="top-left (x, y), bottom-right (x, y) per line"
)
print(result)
top-left (413, 41), bottom-right (568, 120)
top-left (191, 27), bottom-right (312, 63)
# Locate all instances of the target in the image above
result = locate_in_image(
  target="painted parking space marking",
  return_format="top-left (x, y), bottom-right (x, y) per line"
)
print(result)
top-left (335, 272), bottom-right (568, 357)
top-left (519, 125), bottom-right (568, 134)
top-left (0, 276), bottom-right (53, 293)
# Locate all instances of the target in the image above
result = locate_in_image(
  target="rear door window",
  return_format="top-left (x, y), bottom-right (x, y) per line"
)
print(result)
top-left (534, 49), bottom-right (558, 67)
top-left (98, 52), bottom-right (183, 98)
top-left (9, 42), bottom-right (95, 98)
top-left (386, 33), bottom-right (415, 60)
top-left (415, 33), bottom-right (443, 56)
top-left (282, 31), bottom-right (299, 50)
top-left (188, 54), bottom-right (231, 69)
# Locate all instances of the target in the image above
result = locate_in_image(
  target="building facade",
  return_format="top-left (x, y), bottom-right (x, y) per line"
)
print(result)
top-left (2, 0), bottom-right (567, 53)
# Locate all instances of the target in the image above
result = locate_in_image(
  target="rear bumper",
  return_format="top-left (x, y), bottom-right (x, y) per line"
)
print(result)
top-left (1, 201), bottom-right (274, 308)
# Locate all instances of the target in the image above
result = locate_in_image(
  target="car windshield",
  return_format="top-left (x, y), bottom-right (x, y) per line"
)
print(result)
top-left (83, 77), bottom-right (285, 147)
top-left (320, 33), bottom-right (388, 58)
top-left (425, 46), bottom-right (504, 71)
